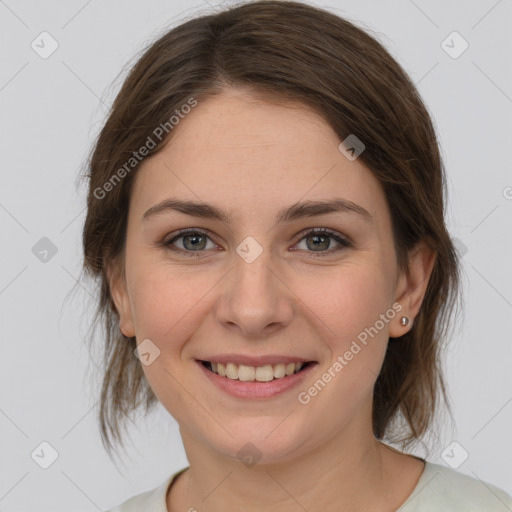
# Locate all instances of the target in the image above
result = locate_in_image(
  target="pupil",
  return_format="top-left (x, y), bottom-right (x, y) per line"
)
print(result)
top-left (309, 235), bottom-right (328, 250)
top-left (185, 234), bottom-right (205, 250)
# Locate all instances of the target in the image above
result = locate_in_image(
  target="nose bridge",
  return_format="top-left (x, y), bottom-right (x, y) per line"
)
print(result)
top-left (216, 234), bottom-right (293, 335)
top-left (235, 240), bottom-right (274, 298)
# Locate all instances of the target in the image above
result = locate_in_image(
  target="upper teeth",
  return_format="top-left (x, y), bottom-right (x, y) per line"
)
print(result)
top-left (210, 362), bottom-right (305, 381)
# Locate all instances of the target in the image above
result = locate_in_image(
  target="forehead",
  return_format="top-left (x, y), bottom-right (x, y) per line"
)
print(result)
top-left (130, 89), bottom-right (389, 228)
top-left (163, 89), bottom-right (340, 165)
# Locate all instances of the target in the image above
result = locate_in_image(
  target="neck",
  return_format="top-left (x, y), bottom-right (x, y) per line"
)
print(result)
top-left (168, 408), bottom-right (412, 511)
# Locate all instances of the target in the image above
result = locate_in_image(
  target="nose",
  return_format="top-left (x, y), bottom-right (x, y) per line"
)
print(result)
top-left (214, 242), bottom-right (295, 339)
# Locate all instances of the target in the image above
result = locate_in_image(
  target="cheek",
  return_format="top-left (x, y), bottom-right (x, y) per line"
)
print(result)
top-left (298, 260), bottom-right (393, 367)
top-left (127, 263), bottom-right (205, 347)
top-left (292, 263), bottom-right (394, 425)
top-left (313, 258), bottom-right (391, 321)
top-left (125, 262), bottom-right (209, 415)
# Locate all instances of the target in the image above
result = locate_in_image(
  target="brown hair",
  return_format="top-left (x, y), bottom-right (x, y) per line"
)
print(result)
top-left (81, 0), bottom-right (462, 459)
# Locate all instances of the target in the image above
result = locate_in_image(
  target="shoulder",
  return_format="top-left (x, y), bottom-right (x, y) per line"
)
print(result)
top-left (399, 461), bottom-right (512, 511)
top-left (105, 468), bottom-right (188, 512)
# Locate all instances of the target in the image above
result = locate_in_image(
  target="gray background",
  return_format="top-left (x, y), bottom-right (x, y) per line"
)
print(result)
top-left (0, 0), bottom-right (511, 510)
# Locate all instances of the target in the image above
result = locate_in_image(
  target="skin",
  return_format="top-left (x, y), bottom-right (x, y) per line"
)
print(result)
top-left (109, 87), bottom-right (435, 511)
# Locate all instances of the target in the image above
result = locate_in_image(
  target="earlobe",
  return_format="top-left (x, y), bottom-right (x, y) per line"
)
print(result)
top-left (389, 240), bottom-right (436, 338)
top-left (106, 262), bottom-right (135, 338)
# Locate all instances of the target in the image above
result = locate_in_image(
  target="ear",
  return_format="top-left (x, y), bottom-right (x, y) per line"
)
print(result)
top-left (106, 260), bottom-right (135, 338)
top-left (389, 240), bottom-right (436, 338)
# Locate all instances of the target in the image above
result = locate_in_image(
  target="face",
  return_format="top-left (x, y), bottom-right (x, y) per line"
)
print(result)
top-left (109, 87), bottom-right (433, 464)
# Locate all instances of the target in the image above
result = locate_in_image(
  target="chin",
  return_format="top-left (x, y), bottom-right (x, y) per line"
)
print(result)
top-left (201, 419), bottom-right (314, 466)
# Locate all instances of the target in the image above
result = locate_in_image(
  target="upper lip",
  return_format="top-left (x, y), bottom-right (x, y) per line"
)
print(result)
top-left (197, 355), bottom-right (315, 366)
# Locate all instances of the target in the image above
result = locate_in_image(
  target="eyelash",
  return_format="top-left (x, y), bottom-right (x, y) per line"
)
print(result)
top-left (162, 227), bottom-right (352, 258)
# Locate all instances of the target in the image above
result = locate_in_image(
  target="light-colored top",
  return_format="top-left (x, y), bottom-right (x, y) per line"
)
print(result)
top-left (106, 461), bottom-right (512, 511)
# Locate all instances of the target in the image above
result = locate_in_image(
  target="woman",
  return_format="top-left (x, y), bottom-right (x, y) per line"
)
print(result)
top-left (81, 1), bottom-right (512, 510)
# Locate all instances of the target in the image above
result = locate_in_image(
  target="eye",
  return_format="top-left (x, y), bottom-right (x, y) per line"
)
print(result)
top-left (162, 227), bottom-right (351, 258)
top-left (162, 228), bottom-right (218, 257)
top-left (292, 227), bottom-right (352, 257)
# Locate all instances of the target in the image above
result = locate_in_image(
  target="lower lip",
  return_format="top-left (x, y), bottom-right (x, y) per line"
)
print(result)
top-left (196, 361), bottom-right (317, 399)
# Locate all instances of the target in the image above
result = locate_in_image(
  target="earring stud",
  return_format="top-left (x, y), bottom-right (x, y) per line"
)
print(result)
top-left (400, 316), bottom-right (409, 326)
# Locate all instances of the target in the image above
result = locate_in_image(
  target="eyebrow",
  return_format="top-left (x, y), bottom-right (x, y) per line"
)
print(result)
top-left (143, 197), bottom-right (373, 225)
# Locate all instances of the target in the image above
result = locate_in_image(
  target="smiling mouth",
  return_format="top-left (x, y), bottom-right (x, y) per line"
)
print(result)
top-left (200, 360), bottom-right (315, 382)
